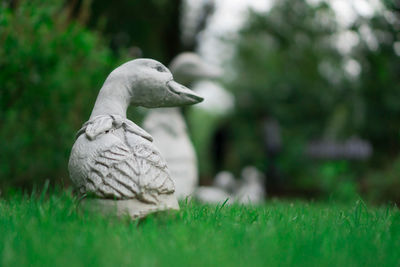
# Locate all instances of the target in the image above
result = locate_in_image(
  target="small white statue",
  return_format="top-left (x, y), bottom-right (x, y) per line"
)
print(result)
top-left (235, 166), bottom-right (266, 204)
top-left (143, 53), bottom-right (221, 199)
top-left (194, 171), bottom-right (236, 204)
top-left (194, 167), bottom-right (266, 205)
top-left (68, 59), bottom-right (203, 219)
top-left (213, 171), bottom-right (237, 194)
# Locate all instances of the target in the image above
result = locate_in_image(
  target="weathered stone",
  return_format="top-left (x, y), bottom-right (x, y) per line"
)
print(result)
top-left (79, 194), bottom-right (179, 219)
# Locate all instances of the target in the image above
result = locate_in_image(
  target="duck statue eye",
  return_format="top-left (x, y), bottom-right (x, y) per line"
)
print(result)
top-left (155, 65), bottom-right (166, 72)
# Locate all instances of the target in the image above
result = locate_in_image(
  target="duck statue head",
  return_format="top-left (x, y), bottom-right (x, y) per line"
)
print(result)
top-left (90, 58), bottom-right (203, 119)
top-left (69, 58), bottom-right (203, 219)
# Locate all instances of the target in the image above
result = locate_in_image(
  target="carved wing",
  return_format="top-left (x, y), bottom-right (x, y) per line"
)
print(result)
top-left (86, 140), bottom-right (174, 204)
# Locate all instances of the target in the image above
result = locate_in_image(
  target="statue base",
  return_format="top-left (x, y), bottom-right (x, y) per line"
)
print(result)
top-left (79, 194), bottom-right (179, 219)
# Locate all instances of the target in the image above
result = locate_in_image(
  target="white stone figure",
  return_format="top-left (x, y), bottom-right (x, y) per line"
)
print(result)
top-left (194, 171), bottom-right (236, 204)
top-left (213, 171), bottom-right (237, 194)
top-left (235, 166), bottom-right (266, 204)
top-left (194, 167), bottom-right (266, 205)
top-left (143, 53), bottom-right (221, 199)
top-left (194, 186), bottom-right (232, 204)
top-left (68, 59), bottom-right (203, 219)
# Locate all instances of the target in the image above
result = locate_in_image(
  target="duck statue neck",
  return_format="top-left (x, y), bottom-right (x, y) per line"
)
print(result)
top-left (68, 58), bottom-right (203, 219)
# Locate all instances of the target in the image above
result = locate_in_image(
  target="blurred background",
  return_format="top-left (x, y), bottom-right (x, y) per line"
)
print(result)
top-left (1, 0), bottom-right (399, 204)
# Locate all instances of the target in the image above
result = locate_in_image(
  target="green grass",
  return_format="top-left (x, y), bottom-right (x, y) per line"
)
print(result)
top-left (0, 191), bottom-right (399, 267)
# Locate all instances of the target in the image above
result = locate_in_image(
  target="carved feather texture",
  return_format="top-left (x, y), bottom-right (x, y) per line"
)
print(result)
top-left (76, 115), bottom-right (174, 204)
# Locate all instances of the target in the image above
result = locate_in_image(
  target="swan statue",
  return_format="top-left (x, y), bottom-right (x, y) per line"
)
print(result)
top-left (143, 52), bottom-right (221, 199)
top-left (68, 58), bottom-right (203, 219)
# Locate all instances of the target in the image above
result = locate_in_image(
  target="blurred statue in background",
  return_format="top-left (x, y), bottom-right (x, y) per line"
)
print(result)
top-left (235, 166), bottom-right (266, 204)
top-left (143, 53), bottom-right (221, 199)
top-left (68, 59), bottom-right (203, 219)
top-left (194, 171), bottom-right (236, 204)
top-left (194, 166), bottom-right (266, 204)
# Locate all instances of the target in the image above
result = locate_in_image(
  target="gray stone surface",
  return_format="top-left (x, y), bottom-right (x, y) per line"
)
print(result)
top-left (68, 58), bottom-right (203, 219)
top-left (143, 53), bottom-right (221, 199)
top-left (79, 194), bottom-right (179, 219)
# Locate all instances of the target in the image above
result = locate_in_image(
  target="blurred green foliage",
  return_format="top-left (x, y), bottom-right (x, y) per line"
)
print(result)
top-left (223, 0), bottom-right (400, 202)
top-left (0, 0), bottom-right (186, 189)
top-left (0, 0), bottom-right (121, 188)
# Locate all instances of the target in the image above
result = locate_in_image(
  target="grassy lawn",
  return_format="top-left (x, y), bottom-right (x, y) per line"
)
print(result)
top-left (0, 191), bottom-right (399, 267)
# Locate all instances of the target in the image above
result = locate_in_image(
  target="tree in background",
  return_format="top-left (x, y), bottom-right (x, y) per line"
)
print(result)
top-left (86, 0), bottom-right (182, 63)
top-left (224, 0), bottom-right (400, 202)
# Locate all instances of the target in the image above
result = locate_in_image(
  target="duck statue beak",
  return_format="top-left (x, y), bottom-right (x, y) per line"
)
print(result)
top-left (166, 80), bottom-right (204, 105)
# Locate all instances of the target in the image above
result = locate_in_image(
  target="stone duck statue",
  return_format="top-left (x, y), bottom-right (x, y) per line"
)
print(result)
top-left (68, 58), bottom-right (203, 219)
top-left (143, 53), bottom-right (221, 199)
